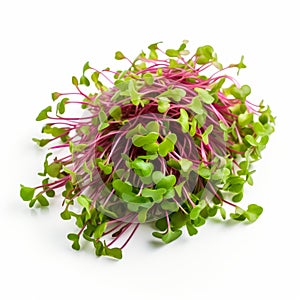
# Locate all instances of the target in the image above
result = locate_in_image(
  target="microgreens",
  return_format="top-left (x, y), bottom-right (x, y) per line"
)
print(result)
top-left (21, 41), bottom-right (275, 260)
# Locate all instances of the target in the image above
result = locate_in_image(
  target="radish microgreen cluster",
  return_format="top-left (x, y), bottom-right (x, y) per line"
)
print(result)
top-left (20, 41), bottom-right (274, 259)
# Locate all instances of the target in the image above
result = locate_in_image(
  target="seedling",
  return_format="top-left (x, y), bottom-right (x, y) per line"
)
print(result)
top-left (20, 41), bottom-right (275, 259)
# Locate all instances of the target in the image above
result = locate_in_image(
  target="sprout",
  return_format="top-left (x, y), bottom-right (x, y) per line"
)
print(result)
top-left (20, 41), bottom-right (275, 260)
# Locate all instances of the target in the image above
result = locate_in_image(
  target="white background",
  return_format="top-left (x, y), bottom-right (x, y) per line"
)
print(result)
top-left (1, 0), bottom-right (299, 299)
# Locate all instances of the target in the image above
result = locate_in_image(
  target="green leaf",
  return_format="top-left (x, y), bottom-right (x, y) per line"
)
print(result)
top-left (170, 211), bottom-right (188, 229)
top-left (219, 207), bottom-right (226, 220)
top-left (112, 179), bottom-right (132, 194)
top-left (152, 171), bottom-right (164, 184)
top-left (142, 188), bottom-right (166, 203)
top-left (46, 162), bottom-right (62, 178)
top-left (238, 113), bottom-right (253, 127)
top-left (198, 165), bottom-right (211, 179)
top-left (98, 123), bottom-right (110, 132)
top-left (159, 88), bottom-right (186, 102)
top-left (138, 153), bottom-right (158, 160)
top-left (259, 114), bottom-right (268, 125)
top-left (126, 80), bottom-right (141, 106)
top-left (99, 110), bottom-right (107, 123)
top-left (51, 92), bottom-right (60, 101)
top-left (71, 143), bottom-right (88, 153)
top-left (60, 209), bottom-right (71, 220)
top-left (67, 233), bottom-right (80, 250)
top-left (259, 136), bottom-right (269, 146)
top-left (71, 241), bottom-right (80, 250)
top-left (166, 49), bottom-right (180, 57)
top-left (188, 96), bottom-right (204, 114)
top-left (143, 73), bottom-right (154, 85)
top-left (123, 194), bottom-right (152, 210)
top-left (193, 216), bottom-right (206, 227)
top-left (167, 158), bottom-right (181, 170)
top-left (178, 42), bottom-right (187, 51)
top-left (20, 185), bottom-right (35, 201)
top-left (190, 206), bottom-right (201, 220)
top-left (208, 206), bottom-right (218, 217)
top-left (169, 59), bottom-right (183, 68)
top-left (155, 217), bottom-right (168, 231)
top-left (148, 49), bottom-right (158, 60)
top-left (162, 229), bottom-right (182, 243)
top-left (80, 125), bottom-right (90, 135)
top-left (211, 167), bottom-right (229, 181)
top-left (83, 161), bottom-right (93, 181)
top-left (245, 135), bottom-right (258, 146)
top-left (158, 133), bottom-right (177, 157)
top-left (136, 209), bottom-right (147, 223)
top-left (230, 207), bottom-right (246, 221)
top-left (140, 175), bottom-right (153, 185)
top-left (165, 132), bottom-right (177, 144)
top-left (244, 204), bottom-right (263, 222)
top-left (131, 159), bottom-right (154, 177)
top-left (143, 143), bottom-right (159, 152)
top-left (161, 201), bottom-right (178, 212)
top-left (28, 198), bottom-right (37, 208)
top-left (189, 118), bottom-right (197, 136)
top-left (55, 98), bottom-right (68, 115)
top-left (158, 97), bottom-right (170, 113)
top-left (67, 233), bottom-right (79, 242)
top-left (77, 195), bottom-right (91, 213)
top-left (253, 122), bottom-right (266, 136)
top-left (211, 78), bottom-right (226, 93)
top-left (109, 106), bottom-right (122, 120)
top-left (179, 158), bottom-right (193, 173)
top-left (98, 206), bottom-right (118, 219)
top-left (94, 223), bottom-right (107, 239)
top-left (228, 184), bottom-right (244, 193)
top-left (231, 85), bottom-right (251, 101)
top-left (63, 167), bottom-right (77, 184)
top-left (91, 71), bottom-right (99, 83)
top-left (80, 75), bottom-right (90, 86)
top-left (212, 60), bottom-right (223, 70)
top-left (236, 55), bottom-right (246, 75)
top-left (115, 51), bottom-right (125, 60)
top-left (94, 241), bottom-right (104, 256)
top-left (132, 132), bottom-right (159, 147)
top-left (148, 42), bottom-right (162, 51)
top-left (42, 125), bottom-right (66, 137)
top-left (103, 246), bottom-right (123, 259)
top-left (126, 124), bottom-right (147, 138)
top-left (146, 121), bottom-right (159, 133)
top-left (36, 106), bottom-right (52, 121)
top-left (36, 194), bottom-right (49, 206)
top-left (195, 113), bottom-right (207, 128)
top-left (152, 231), bottom-right (164, 239)
top-left (32, 138), bottom-right (51, 147)
top-left (97, 161), bottom-right (113, 175)
top-left (230, 204), bottom-right (263, 223)
top-left (247, 174), bottom-right (254, 185)
top-left (72, 76), bottom-right (78, 86)
top-left (74, 215), bottom-right (84, 228)
top-left (164, 188), bottom-right (175, 199)
top-left (202, 124), bottom-right (213, 145)
top-left (196, 45), bottom-right (214, 64)
top-left (186, 222), bottom-right (198, 236)
top-left (232, 193), bottom-right (243, 203)
top-left (83, 61), bottom-right (90, 73)
top-left (194, 88), bottom-right (214, 104)
top-left (178, 109), bottom-right (189, 133)
top-left (46, 190), bottom-right (55, 198)
top-left (174, 181), bottom-right (186, 197)
top-left (156, 174), bottom-right (176, 189)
